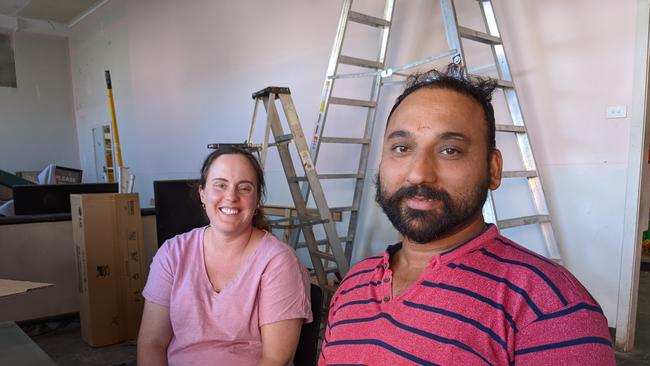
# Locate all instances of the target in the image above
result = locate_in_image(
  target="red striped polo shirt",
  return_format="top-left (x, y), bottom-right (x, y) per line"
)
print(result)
top-left (319, 225), bottom-right (615, 365)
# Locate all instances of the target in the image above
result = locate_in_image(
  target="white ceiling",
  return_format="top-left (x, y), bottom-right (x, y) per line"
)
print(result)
top-left (0, 0), bottom-right (104, 25)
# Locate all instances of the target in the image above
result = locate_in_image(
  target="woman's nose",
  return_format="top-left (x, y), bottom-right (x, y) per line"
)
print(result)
top-left (223, 186), bottom-right (239, 200)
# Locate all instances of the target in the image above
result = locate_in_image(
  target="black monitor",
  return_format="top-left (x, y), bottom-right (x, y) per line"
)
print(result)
top-left (153, 179), bottom-right (208, 247)
top-left (12, 183), bottom-right (118, 215)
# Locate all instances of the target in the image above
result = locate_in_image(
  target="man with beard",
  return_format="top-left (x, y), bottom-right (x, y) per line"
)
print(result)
top-left (319, 65), bottom-right (615, 365)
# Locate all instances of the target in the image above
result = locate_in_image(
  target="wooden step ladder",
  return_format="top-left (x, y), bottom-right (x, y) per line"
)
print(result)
top-left (247, 87), bottom-right (350, 295)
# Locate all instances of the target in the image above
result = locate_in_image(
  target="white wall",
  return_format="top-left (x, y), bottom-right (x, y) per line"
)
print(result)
top-left (496, 0), bottom-right (636, 327)
top-left (0, 32), bottom-right (79, 174)
top-left (68, 0), bottom-right (638, 327)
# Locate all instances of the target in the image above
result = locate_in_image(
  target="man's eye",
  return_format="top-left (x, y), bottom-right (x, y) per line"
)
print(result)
top-left (392, 145), bottom-right (409, 154)
top-left (441, 147), bottom-right (459, 156)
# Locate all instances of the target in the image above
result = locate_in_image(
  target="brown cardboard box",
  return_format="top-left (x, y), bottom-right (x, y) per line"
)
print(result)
top-left (70, 193), bottom-right (146, 347)
top-left (0, 279), bottom-right (52, 298)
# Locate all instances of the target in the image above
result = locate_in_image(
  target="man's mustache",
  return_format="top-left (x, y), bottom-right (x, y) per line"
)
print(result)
top-left (389, 184), bottom-right (452, 204)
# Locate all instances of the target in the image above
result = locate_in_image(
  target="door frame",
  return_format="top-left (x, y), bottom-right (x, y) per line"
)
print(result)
top-left (615, 0), bottom-right (650, 351)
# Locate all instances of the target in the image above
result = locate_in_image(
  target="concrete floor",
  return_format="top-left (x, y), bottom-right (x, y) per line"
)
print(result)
top-left (18, 271), bottom-right (650, 365)
top-left (615, 270), bottom-right (650, 365)
top-left (21, 319), bottom-right (136, 366)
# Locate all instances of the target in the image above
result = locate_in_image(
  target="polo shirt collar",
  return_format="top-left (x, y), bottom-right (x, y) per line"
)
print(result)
top-left (381, 224), bottom-right (499, 267)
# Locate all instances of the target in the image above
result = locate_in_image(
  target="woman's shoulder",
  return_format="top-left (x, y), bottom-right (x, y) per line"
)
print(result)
top-left (158, 226), bottom-right (206, 257)
top-left (259, 231), bottom-right (295, 255)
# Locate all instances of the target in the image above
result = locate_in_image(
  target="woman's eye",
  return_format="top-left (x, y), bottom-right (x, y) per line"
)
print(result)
top-left (215, 183), bottom-right (227, 190)
top-left (238, 185), bottom-right (254, 194)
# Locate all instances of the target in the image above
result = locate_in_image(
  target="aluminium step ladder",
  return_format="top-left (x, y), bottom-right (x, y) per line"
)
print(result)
top-left (297, 0), bottom-right (562, 263)
top-left (247, 87), bottom-right (350, 295)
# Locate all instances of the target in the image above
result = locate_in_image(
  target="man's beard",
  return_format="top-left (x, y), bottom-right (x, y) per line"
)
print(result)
top-left (375, 174), bottom-right (490, 244)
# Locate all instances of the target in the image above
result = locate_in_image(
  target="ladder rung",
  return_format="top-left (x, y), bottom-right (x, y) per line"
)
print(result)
top-left (309, 266), bottom-right (340, 276)
top-left (496, 79), bottom-right (515, 88)
top-left (338, 55), bottom-right (383, 69)
top-left (470, 74), bottom-right (514, 88)
top-left (498, 214), bottom-right (550, 229)
top-left (314, 250), bottom-right (337, 261)
top-left (273, 134), bottom-right (293, 143)
top-left (302, 217), bottom-right (330, 226)
top-left (268, 217), bottom-right (296, 224)
top-left (458, 26), bottom-right (502, 45)
top-left (290, 173), bottom-right (363, 182)
top-left (348, 11), bottom-right (390, 28)
top-left (496, 124), bottom-right (526, 133)
top-left (502, 170), bottom-right (538, 178)
top-left (271, 217), bottom-right (329, 229)
top-left (331, 206), bottom-right (355, 213)
top-left (330, 97), bottom-right (377, 108)
top-left (297, 235), bottom-right (354, 249)
top-left (269, 222), bottom-right (299, 229)
top-left (320, 137), bottom-right (371, 144)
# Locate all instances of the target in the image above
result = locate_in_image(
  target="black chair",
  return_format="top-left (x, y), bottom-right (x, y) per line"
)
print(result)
top-left (294, 284), bottom-right (324, 366)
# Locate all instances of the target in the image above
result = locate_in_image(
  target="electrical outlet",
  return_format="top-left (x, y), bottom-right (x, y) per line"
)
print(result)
top-left (606, 105), bottom-right (627, 119)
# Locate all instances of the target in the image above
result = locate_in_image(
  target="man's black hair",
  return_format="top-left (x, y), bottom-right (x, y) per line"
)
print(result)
top-left (387, 63), bottom-right (499, 151)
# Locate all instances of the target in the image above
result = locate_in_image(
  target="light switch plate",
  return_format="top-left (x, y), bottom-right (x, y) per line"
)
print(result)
top-left (606, 105), bottom-right (627, 119)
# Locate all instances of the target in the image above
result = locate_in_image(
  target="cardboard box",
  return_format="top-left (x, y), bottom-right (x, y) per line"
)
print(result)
top-left (0, 279), bottom-right (52, 298)
top-left (71, 193), bottom-right (145, 347)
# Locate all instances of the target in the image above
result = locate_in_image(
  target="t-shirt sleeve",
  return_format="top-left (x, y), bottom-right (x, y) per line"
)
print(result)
top-left (258, 248), bottom-right (313, 326)
top-left (142, 242), bottom-right (175, 307)
top-left (514, 301), bottom-right (616, 365)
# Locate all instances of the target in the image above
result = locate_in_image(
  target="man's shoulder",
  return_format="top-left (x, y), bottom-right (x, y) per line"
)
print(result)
top-left (469, 234), bottom-right (598, 307)
top-left (338, 252), bottom-right (386, 286)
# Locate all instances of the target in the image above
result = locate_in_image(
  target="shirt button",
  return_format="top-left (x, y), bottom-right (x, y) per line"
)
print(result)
top-left (383, 296), bottom-right (390, 302)
top-left (383, 278), bottom-right (390, 283)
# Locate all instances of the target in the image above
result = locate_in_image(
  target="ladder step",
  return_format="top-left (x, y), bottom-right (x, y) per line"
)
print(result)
top-left (270, 134), bottom-right (293, 144)
top-left (496, 124), bottom-right (526, 133)
top-left (338, 55), bottom-right (383, 69)
top-left (252, 86), bottom-right (291, 99)
top-left (320, 137), bottom-right (371, 144)
top-left (297, 235), bottom-right (354, 249)
top-left (269, 217), bottom-right (329, 229)
top-left (314, 250), bottom-right (337, 262)
top-left (309, 266), bottom-right (340, 276)
top-left (348, 11), bottom-right (390, 28)
top-left (470, 74), bottom-right (514, 89)
top-left (502, 170), bottom-right (538, 178)
top-left (330, 97), bottom-right (377, 108)
top-left (496, 79), bottom-right (515, 88)
top-left (498, 214), bottom-right (550, 229)
top-left (458, 26), bottom-right (502, 45)
top-left (290, 173), bottom-right (363, 182)
top-left (331, 206), bottom-right (355, 213)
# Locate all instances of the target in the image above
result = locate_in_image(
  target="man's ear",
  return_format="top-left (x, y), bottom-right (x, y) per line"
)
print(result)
top-left (488, 148), bottom-right (503, 190)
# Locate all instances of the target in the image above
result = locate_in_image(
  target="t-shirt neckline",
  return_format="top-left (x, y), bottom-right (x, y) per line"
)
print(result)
top-left (199, 226), bottom-right (268, 296)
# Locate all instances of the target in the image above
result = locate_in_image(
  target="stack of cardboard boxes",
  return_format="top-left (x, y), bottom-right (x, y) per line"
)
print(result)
top-left (71, 193), bottom-right (146, 347)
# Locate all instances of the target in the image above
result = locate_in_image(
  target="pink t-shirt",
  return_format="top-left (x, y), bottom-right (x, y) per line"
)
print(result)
top-left (143, 227), bottom-right (312, 365)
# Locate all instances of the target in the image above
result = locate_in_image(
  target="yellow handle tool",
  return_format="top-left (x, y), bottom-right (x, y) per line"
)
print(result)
top-left (105, 70), bottom-right (123, 168)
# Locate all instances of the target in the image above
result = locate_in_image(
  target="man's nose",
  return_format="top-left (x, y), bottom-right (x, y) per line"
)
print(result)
top-left (406, 151), bottom-right (437, 186)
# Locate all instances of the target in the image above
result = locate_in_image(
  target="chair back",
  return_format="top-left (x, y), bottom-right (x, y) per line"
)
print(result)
top-left (293, 284), bottom-right (323, 366)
